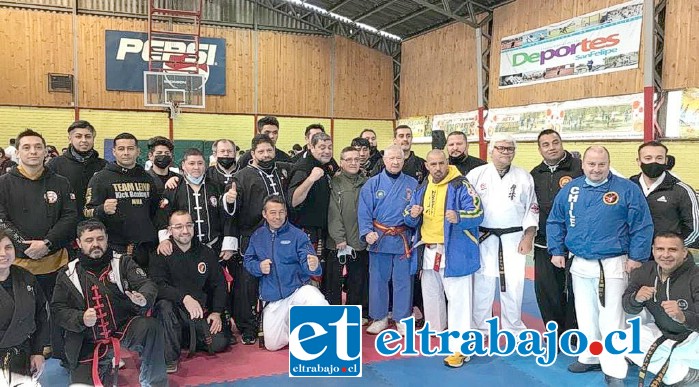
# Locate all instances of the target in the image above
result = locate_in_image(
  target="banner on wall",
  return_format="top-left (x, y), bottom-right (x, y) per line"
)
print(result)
top-left (431, 112), bottom-right (480, 143)
top-left (397, 116), bottom-right (432, 144)
top-left (105, 30), bottom-right (227, 95)
top-left (485, 93), bottom-right (644, 141)
top-left (499, 0), bottom-right (642, 88)
top-left (665, 88), bottom-right (699, 139)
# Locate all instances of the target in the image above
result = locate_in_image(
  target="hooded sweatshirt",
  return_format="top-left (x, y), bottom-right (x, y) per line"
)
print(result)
top-left (84, 162), bottom-right (159, 246)
top-left (420, 165), bottom-right (462, 243)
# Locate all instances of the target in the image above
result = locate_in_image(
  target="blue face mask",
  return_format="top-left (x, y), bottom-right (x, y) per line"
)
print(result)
top-left (185, 173), bottom-right (205, 185)
top-left (585, 177), bottom-right (608, 187)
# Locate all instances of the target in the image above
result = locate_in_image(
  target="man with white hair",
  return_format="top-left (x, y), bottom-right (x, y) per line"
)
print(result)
top-left (467, 133), bottom-right (539, 334)
top-left (359, 145), bottom-right (418, 336)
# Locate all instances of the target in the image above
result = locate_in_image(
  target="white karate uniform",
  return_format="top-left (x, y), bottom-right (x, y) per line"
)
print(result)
top-left (421, 244), bottom-right (473, 353)
top-left (467, 164), bottom-right (539, 334)
top-left (606, 322), bottom-right (699, 384)
top-left (571, 254), bottom-right (629, 374)
top-left (262, 285), bottom-right (329, 351)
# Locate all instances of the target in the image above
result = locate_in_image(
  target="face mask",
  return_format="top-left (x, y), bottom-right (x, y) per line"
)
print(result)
top-left (585, 177), bottom-right (608, 187)
top-left (448, 154), bottom-right (466, 164)
top-left (369, 146), bottom-right (378, 154)
top-left (258, 159), bottom-right (274, 169)
top-left (217, 157), bottom-right (236, 170)
top-left (153, 155), bottom-right (172, 169)
top-left (641, 162), bottom-right (667, 179)
top-left (185, 173), bottom-right (205, 185)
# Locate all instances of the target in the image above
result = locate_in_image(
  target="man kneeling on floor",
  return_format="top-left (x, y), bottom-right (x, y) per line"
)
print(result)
top-left (151, 211), bottom-right (230, 373)
top-left (51, 220), bottom-right (167, 387)
top-left (243, 195), bottom-right (328, 351)
top-left (604, 232), bottom-right (699, 387)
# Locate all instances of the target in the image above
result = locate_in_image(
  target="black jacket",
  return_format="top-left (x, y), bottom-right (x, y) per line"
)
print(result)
top-left (0, 266), bottom-right (49, 355)
top-left (238, 148), bottom-right (292, 170)
top-left (205, 164), bottom-right (237, 193)
top-left (530, 151), bottom-right (583, 245)
top-left (630, 172), bottom-right (699, 248)
top-left (149, 241), bottom-right (227, 313)
top-left (46, 147), bottom-right (107, 222)
top-left (51, 252), bottom-right (157, 367)
top-left (147, 168), bottom-right (180, 197)
top-left (623, 254), bottom-right (699, 341)
top-left (0, 166), bottom-right (78, 257)
top-left (230, 162), bottom-right (293, 237)
top-left (450, 154), bottom-right (487, 176)
top-left (371, 150), bottom-right (428, 184)
top-left (288, 155), bottom-right (332, 229)
top-left (84, 163), bottom-right (159, 246)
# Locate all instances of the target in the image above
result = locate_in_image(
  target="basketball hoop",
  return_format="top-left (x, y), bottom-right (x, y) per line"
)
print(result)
top-left (168, 101), bottom-right (181, 120)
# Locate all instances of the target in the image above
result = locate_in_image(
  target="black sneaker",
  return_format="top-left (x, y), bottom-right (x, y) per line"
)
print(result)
top-left (604, 375), bottom-right (625, 387)
top-left (242, 333), bottom-right (257, 345)
top-left (568, 361), bottom-right (601, 373)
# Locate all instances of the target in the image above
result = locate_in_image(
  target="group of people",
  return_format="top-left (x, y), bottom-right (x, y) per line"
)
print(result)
top-left (0, 114), bottom-right (698, 387)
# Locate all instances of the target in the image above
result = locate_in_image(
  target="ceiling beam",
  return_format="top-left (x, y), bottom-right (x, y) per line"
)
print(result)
top-left (378, 8), bottom-right (431, 31)
top-left (408, 0), bottom-right (478, 28)
top-left (355, 0), bottom-right (400, 22)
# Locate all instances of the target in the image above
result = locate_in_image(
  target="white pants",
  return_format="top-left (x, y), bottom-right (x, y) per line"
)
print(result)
top-left (262, 285), bottom-right (329, 351)
top-left (472, 232), bottom-right (526, 333)
top-left (421, 251), bottom-right (472, 353)
top-left (606, 323), bottom-right (699, 384)
top-left (571, 255), bottom-right (627, 375)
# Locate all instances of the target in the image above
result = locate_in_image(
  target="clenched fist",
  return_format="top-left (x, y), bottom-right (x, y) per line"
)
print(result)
top-left (409, 205), bottom-right (423, 218)
top-left (308, 167), bottom-right (325, 182)
top-left (635, 286), bottom-right (656, 303)
top-left (260, 259), bottom-right (272, 275)
top-left (307, 255), bottom-right (319, 271)
top-left (225, 183), bottom-right (237, 204)
top-left (83, 308), bottom-right (97, 327)
top-left (104, 199), bottom-right (118, 215)
top-left (445, 210), bottom-right (458, 224)
top-left (366, 232), bottom-right (379, 245)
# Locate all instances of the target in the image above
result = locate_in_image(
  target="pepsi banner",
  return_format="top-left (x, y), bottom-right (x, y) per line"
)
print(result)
top-left (499, 0), bottom-right (642, 88)
top-left (105, 30), bottom-right (226, 95)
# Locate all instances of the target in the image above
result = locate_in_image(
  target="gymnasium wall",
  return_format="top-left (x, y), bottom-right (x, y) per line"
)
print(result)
top-left (0, 8), bottom-right (394, 119)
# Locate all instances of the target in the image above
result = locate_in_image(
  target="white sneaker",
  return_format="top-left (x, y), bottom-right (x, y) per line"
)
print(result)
top-left (366, 318), bottom-right (389, 335)
top-left (396, 323), bottom-right (407, 337)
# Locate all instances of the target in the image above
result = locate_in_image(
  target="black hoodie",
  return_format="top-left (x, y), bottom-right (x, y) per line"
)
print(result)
top-left (623, 253), bottom-right (699, 340)
top-left (0, 166), bottom-right (78, 258)
top-left (288, 154), bottom-right (332, 229)
top-left (46, 146), bottom-right (107, 221)
top-left (84, 162), bottom-right (159, 246)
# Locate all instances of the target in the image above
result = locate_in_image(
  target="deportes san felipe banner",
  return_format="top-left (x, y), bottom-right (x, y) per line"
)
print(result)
top-left (499, 0), bottom-right (642, 88)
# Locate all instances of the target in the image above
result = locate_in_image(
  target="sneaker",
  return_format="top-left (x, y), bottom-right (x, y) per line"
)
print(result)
top-left (166, 361), bottom-right (178, 374)
top-left (568, 361), bottom-right (601, 373)
top-left (681, 368), bottom-right (699, 384)
top-left (443, 352), bottom-right (471, 368)
top-left (242, 333), bottom-right (257, 345)
top-left (366, 318), bottom-right (388, 335)
top-left (604, 375), bottom-right (625, 387)
top-left (396, 323), bottom-right (406, 337)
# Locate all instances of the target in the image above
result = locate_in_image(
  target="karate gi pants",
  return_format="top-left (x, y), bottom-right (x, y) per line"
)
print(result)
top-left (262, 285), bottom-right (328, 351)
top-left (472, 233), bottom-right (527, 333)
top-left (606, 323), bottom-right (699, 384)
top-left (369, 252), bottom-right (413, 322)
top-left (421, 244), bottom-right (473, 353)
top-left (570, 255), bottom-right (627, 376)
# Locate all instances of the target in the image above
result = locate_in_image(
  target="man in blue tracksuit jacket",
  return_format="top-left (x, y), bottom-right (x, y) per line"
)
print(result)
top-left (547, 146), bottom-right (653, 384)
top-left (404, 150), bottom-right (483, 368)
top-left (243, 195), bottom-right (328, 351)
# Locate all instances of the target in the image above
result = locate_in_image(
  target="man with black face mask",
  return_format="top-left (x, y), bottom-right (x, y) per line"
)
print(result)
top-left (630, 141), bottom-right (699, 249)
top-left (206, 139), bottom-right (238, 192)
top-left (146, 136), bottom-right (180, 196)
top-left (225, 134), bottom-right (293, 345)
top-left (445, 131), bottom-right (486, 175)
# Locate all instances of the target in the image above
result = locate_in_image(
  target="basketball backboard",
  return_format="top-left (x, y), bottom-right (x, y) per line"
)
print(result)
top-left (143, 71), bottom-right (206, 109)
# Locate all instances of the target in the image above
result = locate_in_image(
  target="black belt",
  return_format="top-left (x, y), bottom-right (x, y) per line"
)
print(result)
top-left (638, 333), bottom-right (689, 387)
top-left (479, 226), bottom-right (524, 292)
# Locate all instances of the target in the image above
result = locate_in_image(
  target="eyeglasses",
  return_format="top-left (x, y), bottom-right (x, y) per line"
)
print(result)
top-left (170, 223), bottom-right (194, 231)
top-left (493, 146), bottom-right (516, 153)
top-left (342, 158), bottom-right (361, 163)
